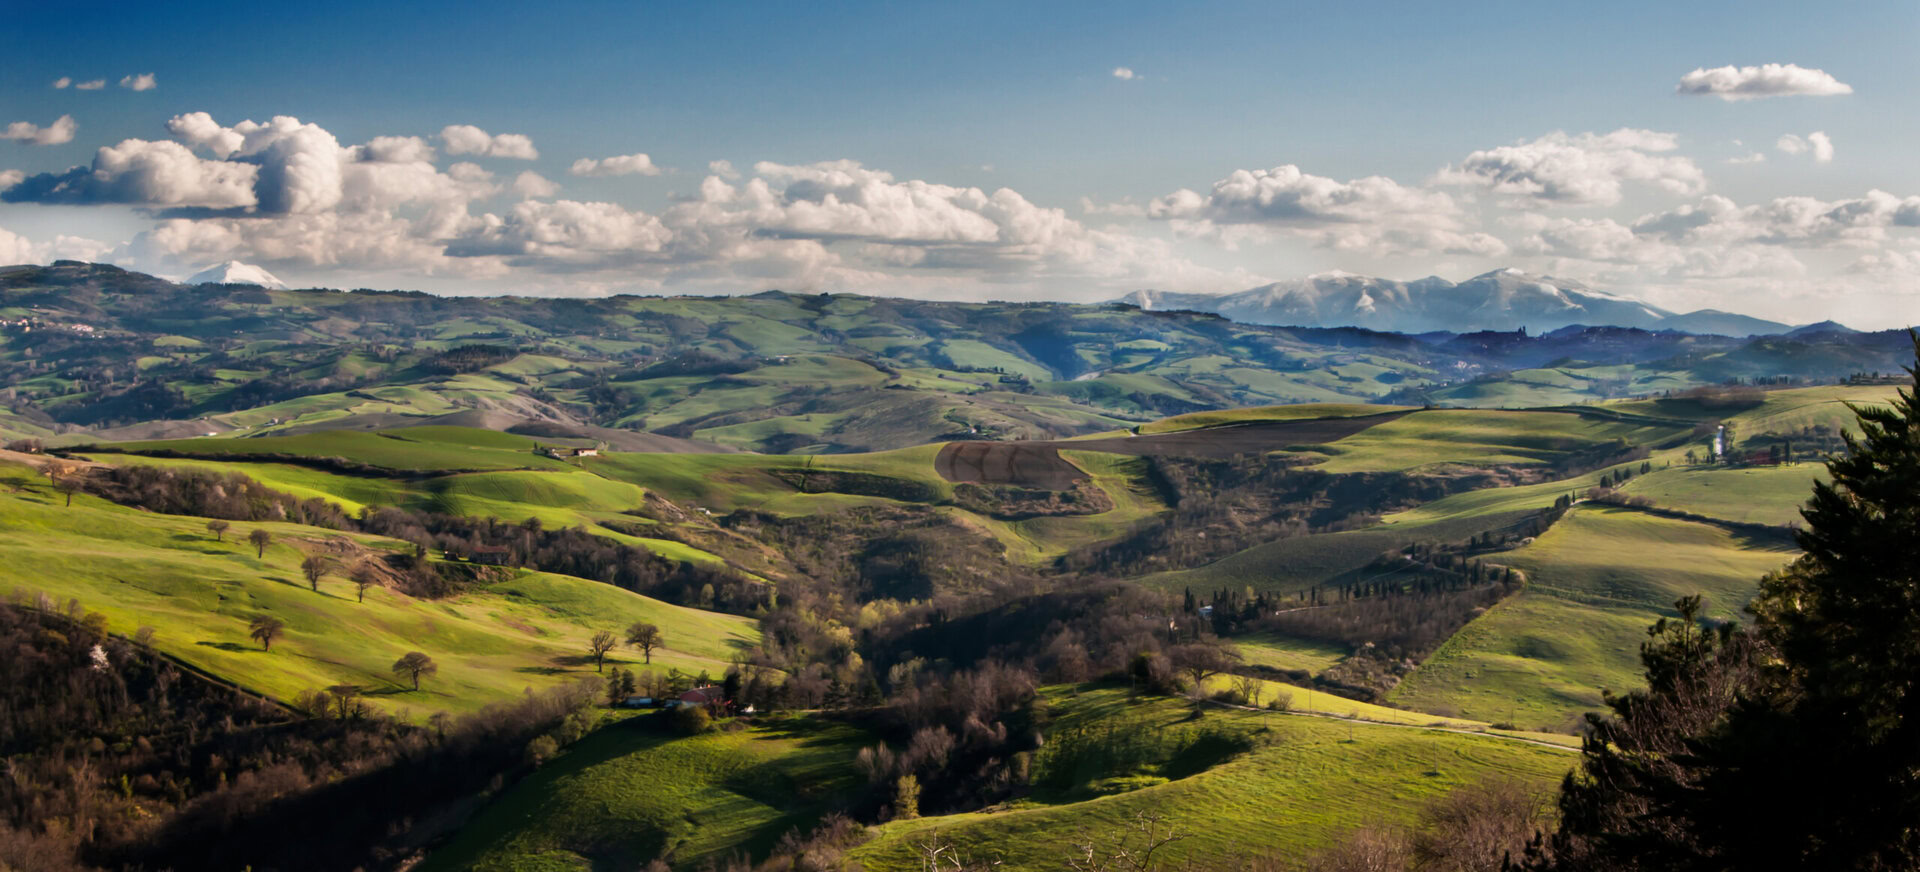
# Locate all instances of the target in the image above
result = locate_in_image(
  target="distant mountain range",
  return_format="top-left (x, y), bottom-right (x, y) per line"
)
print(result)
top-left (1118, 269), bottom-right (1839, 337)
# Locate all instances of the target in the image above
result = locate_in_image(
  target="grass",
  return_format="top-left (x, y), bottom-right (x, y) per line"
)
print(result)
top-left (845, 686), bottom-right (1573, 871)
top-left (113, 429), bottom-right (572, 472)
top-left (1231, 632), bottom-right (1348, 675)
top-left (1621, 464), bottom-right (1823, 527)
top-left (0, 462), bottom-right (760, 718)
top-left (1308, 410), bottom-right (1688, 473)
top-left (1385, 505), bottom-right (1799, 729)
top-left (422, 714), bottom-right (871, 872)
top-left (1137, 403), bottom-right (1413, 434)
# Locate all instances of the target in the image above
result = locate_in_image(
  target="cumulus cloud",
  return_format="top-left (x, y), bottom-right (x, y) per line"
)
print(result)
top-left (119, 73), bottom-right (158, 92)
top-left (0, 170), bottom-right (22, 190)
top-left (1630, 191), bottom-right (1920, 249)
top-left (354, 135), bottom-right (436, 164)
top-left (511, 170), bottom-right (559, 199)
top-left (1677, 63), bottom-right (1852, 101)
top-left (1727, 152), bottom-right (1767, 165)
top-left (1777, 131), bottom-right (1835, 163)
top-left (1436, 129), bottom-right (1704, 206)
top-left (51, 77), bottom-right (70, 89)
top-left (440, 125), bottom-right (538, 159)
top-left (1148, 164), bottom-right (1504, 256)
top-left (1112, 67), bottom-right (1137, 80)
top-left (2, 115), bottom-right (77, 146)
top-left (708, 159), bottom-right (739, 180)
top-left (75, 79), bottom-right (106, 91)
top-left (3, 138), bottom-right (258, 208)
top-left (0, 225), bottom-right (113, 265)
top-left (569, 153), bottom-right (661, 177)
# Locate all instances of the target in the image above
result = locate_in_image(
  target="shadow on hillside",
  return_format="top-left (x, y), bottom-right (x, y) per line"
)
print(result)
top-left (196, 641), bottom-right (255, 652)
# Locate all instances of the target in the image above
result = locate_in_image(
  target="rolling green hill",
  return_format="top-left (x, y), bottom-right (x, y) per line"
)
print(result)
top-left (0, 460), bottom-right (760, 718)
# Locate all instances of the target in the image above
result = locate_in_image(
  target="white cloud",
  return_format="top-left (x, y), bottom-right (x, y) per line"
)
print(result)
top-left (708, 159), bottom-right (740, 180)
top-left (166, 112), bottom-right (245, 158)
top-left (51, 77), bottom-right (70, 89)
top-left (439, 125), bottom-right (538, 160)
top-left (1436, 129), bottom-right (1704, 206)
top-left (1112, 67), bottom-right (1137, 80)
top-left (1777, 131), bottom-right (1835, 163)
top-left (569, 153), bottom-right (662, 177)
top-left (354, 135), bottom-right (436, 164)
top-left (1727, 152), bottom-right (1767, 165)
top-left (2, 138), bottom-right (257, 208)
top-left (0, 224), bottom-right (113, 265)
top-left (1, 115), bottom-right (77, 146)
top-left (119, 73), bottom-right (158, 92)
top-left (0, 170), bottom-right (22, 190)
top-left (1148, 164), bottom-right (1504, 257)
top-left (511, 170), bottom-right (559, 199)
top-left (1677, 63), bottom-right (1852, 101)
top-left (453, 199), bottom-right (674, 261)
top-left (74, 79), bottom-right (106, 91)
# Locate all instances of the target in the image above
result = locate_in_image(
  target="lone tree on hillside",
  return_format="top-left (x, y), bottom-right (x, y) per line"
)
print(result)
top-left (248, 528), bottom-right (273, 558)
top-left (206, 519), bottom-right (230, 542)
top-left (249, 614), bottom-right (285, 651)
top-left (1171, 642), bottom-right (1240, 691)
top-left (350, 560), bottom-right (380, 603)
top-left (300, 554), bottom-right (333, 592)
top-left (57, 476), bottom-right (79, 507)
top-left (391, 651), bottom-right (438, 691)
top-left (626, 621), bottom-right (663, 664)
top-left (587, 629), bottom-right (619, 672)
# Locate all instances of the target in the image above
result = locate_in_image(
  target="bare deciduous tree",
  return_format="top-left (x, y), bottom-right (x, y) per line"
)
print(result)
top-left (391, 651), bottom-right (438, 691)
top-left (206, 519), bottom-right (229, 542)
top-left (248, 615), bottom-right (285, 651)
top-left (1411, 777), bottom-right (1550, 872)
top-left (1312, 825), bottom-right (1412, 872)
top-left (587, 629), bottom-right (618, 672)
top-left (350, 560), bottom-right (380, 603)
top-left (1067, 811), bottom-right (1191, 872)
top-left (248, 528), bottom-right (272, 558)
top-left (625, 621), bottom-right (663, 664)
top-left (300, 554), bottom-right (333, 592)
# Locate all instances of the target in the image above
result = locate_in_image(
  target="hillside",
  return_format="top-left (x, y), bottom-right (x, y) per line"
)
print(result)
top-left (2, 262), bottom-right (1910, 454)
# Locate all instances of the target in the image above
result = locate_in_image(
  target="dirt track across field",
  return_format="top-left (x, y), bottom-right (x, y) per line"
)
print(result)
top-left (934, 411), bottom-right (1411, 488)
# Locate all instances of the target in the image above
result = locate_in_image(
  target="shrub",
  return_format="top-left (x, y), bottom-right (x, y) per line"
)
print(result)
top-left (671, 704), bottom-right (711, 735)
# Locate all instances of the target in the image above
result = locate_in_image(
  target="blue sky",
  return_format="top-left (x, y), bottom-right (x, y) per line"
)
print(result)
top-left (2, 0), bottom-right (1916, 325)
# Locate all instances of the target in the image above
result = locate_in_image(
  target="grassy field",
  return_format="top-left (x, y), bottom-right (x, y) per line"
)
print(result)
top-left (423, 714), bottom-right (871, 872)
top-left (0, 462), bottom-right (760, 718)
top-left (1137, 403), bottom-right (1413, 434)
top-left (1231, 631), bottom-right (1348, 675)
top-left (1621, 463), bottom-right (1823, 527)
top-left (845, 686), bottom-right (1573, 871)
top-left (1309, 410), bottom-right (1688, 473)
top-left (112, 429), bottom-right (573, 472)
top-left (1386, 505), bottom-right (1799, 729)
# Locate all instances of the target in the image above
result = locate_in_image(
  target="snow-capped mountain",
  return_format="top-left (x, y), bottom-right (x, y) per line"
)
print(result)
top-left (1117, 269), bottom-right (1796, 336)
top-left (185, 261), bottom-right (288, 290)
